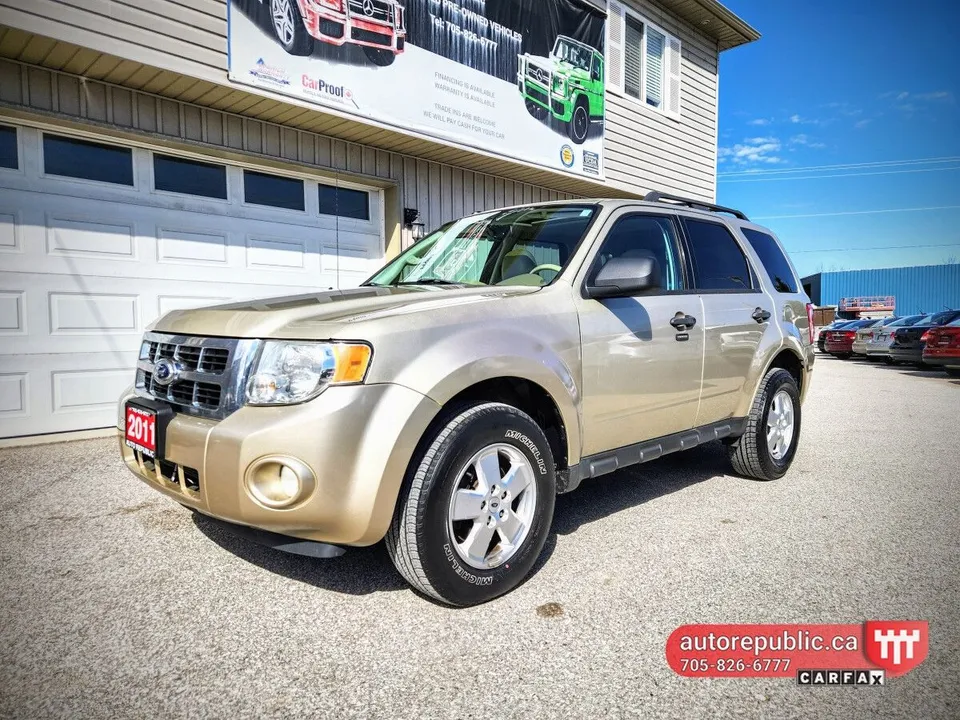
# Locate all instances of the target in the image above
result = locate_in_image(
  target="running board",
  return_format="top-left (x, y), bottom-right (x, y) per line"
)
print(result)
top-left (556, 418), bottom-right (747, 494)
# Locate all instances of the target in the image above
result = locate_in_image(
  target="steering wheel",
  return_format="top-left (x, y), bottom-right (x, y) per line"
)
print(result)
top-left (529, 263), bottom-right (562, 278)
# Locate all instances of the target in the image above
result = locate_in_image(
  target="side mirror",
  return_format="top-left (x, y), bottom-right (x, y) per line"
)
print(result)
top-left (585, 254), bottom-right (662, 299)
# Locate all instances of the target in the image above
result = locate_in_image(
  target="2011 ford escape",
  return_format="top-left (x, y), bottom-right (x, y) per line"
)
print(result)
top-left (118, 192), bottom-right (816, 606)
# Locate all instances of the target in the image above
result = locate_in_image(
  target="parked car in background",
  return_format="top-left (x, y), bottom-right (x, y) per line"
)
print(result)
top-left (865, 314), bottom-right (927, 363)
top-left (852, 316), bottom-right (900, 357)
top-left (817, 319), bottom-right (856, 353)
top-left (921, 316), bottom-right (960, 377)
top-left (824, 319), bottom-right (880, 358)
top-left (889, 310), bottom-right (960, 367)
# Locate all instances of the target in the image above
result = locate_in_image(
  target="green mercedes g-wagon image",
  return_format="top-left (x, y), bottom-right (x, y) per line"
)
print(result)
top-left (517, 35), bottom-right (604, 145)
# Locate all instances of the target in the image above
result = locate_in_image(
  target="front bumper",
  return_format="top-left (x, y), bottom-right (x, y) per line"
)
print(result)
top-left (118, 383), bottom-right (440, 546)
top-left (302, 4), bottom-right (405, 51)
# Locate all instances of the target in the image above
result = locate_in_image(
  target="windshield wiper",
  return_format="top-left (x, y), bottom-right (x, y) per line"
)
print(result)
top-left (395, 279), bottom-right (462, 286)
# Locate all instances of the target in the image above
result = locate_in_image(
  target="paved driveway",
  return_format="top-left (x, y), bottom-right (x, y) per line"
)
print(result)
top-left (1, 357), bottom-right (957, 719)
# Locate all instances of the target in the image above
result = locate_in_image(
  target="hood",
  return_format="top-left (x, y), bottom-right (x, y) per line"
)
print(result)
top-left (150, 285), bottom-right (541, 339)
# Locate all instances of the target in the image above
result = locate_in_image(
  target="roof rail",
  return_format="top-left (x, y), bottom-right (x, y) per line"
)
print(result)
top-left (643, 191), bottom-right (749, 221)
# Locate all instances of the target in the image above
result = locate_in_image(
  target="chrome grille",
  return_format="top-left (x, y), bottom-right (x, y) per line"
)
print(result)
top-left (348, 0), bottom-right (393, 24)
top-left (527, 64), bottom-right (550, 85)
top-left (136, 332), bottom-right (260, 420)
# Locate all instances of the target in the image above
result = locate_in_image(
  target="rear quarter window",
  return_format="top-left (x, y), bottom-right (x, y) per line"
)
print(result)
top-left (740, 228), bottom-right (798, 293)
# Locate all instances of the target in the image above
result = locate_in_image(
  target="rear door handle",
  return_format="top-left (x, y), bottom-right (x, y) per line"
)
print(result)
top-left (670, 313), bottom-right (697, 330)
top-left (752, 308), bottom-right (772, 323)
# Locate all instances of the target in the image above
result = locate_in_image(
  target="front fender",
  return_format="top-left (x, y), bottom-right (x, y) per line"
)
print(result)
top-left (390, 327), bottom-right (583, 466)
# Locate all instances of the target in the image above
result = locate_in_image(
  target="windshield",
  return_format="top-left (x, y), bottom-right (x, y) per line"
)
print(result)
top-left (554, 38), bottom-right (592, 71)
top-left (364, 204), bottom-right (598, 288)
top-left (888, 315), bottom-right (923, 327)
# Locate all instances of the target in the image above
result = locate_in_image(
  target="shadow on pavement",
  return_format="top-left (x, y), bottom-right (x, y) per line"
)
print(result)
top-left (193, 512), bottom-right (408, 595)
top-left (193, 441), bottom-right (733, 599)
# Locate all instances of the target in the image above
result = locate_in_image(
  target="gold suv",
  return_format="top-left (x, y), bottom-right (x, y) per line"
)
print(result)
top-left (118, 193), bottom-right (816, 606)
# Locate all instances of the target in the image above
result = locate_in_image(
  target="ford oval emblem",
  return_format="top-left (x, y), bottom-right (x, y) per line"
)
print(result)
top-left (153, 358), bottom-right (181, 386)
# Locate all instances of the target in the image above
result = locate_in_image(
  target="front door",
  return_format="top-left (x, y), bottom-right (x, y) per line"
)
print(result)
top-left (575, 210), bottom-right (704, 456)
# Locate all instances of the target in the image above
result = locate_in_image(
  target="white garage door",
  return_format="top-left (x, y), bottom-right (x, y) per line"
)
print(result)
top-left (0, 121), bottom-right (385, 439)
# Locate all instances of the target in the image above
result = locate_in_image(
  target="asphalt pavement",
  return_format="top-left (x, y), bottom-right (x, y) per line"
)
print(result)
top-left (1, 355), bottom-right (957, 719)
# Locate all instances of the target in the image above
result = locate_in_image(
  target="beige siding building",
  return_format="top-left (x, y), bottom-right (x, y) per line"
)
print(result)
top-left (0, 0), bottom-right (757, 438)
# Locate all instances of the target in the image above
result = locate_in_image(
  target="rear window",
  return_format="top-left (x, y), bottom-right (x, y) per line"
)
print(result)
top-left (740, 228), bottom-right (798, 293)
top-left (930, 310), bottom-right (960, 325)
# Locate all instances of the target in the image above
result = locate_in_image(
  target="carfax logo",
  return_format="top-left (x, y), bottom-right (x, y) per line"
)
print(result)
top-left (249, 58), bottom-right (290, 86)
top-left (560, 144), bottom-right (575, 168)
top-left (302, 75), bottom-right (358, 108)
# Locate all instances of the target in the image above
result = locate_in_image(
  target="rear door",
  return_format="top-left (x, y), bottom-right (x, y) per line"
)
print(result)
top-left (678, 217), bottom-right (776, 426)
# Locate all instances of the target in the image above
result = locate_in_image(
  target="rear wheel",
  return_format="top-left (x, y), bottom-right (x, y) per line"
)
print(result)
top-left (270, 0), bottom-right (314, 55)
top-left (727, 368), bottom-right (801, 481)
top-left (386, 402), bottom-right (556, 606)
top-left (363, 46), bottom-right (396, 66)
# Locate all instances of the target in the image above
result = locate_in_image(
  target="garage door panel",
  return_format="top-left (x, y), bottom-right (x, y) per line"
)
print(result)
top-left (47, 215), bottom-right (137, 259)
top-left (0, 210), bottom-right (20, 251)
top-left (157, 227), bottom-right (229, 265)
top-left (0, 290), bottom-right (26, 334)
top-left (0, 351), bottom-right (136, 437)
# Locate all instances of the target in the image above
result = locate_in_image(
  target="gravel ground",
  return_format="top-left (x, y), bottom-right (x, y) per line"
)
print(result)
top-left (1, 356), bottom-right (957, 719)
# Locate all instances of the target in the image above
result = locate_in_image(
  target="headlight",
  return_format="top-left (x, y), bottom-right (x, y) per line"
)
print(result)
top-left (246, 341), bottom-right (372, 406)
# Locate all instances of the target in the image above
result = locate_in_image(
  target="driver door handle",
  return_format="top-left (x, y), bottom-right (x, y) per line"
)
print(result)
top-left (670, 313), bottom-right (697, 330)
top-left (752, 307), bottom-right (772, 323)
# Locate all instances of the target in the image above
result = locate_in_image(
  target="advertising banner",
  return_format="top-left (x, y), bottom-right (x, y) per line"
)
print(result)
top-left (228, 0), bottom-right (607, 179)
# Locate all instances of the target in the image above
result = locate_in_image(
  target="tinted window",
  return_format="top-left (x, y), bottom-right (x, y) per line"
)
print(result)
top-left (318, 184), bottom-right (369, 220)
top-left (930, 310), bottom-right (960, 325)
top-left (741, 228), bottom-right (797, 293)
top-left (44, 134), bottom-right (133, 185)
top-left (0, 125), bottom-right (17, 169)
top-left (683, 219), bottom-right (754, 291)
top-left (154, 154), bottom-right (227, 199)
top-left (591, 214), bottom-right (683, 290)
top-left (244, 170), bottom-right (304, 210)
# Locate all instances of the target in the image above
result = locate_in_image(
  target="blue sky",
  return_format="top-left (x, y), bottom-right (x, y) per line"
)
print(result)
top-left (716, 0), bottom-right (960, 278)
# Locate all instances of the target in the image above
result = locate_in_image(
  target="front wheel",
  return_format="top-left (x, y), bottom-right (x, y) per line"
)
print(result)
top-left (270, 0), bottom-right (314, 55)
top-left (567, 97), bottom-right (589, 144)
top-left (727, 368), bottom-right (801, 481)
top-left (386, 402), bottom-right (556, 606)
top-left (363, 46), bottom-right (397, 66)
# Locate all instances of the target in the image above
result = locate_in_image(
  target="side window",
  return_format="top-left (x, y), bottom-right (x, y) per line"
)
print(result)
top-left (741, 228), bottom-right (798, 293)
top-left (590, 214), bottom-right (682, 291)
top-left (682, 219), bottom-right (755, 292)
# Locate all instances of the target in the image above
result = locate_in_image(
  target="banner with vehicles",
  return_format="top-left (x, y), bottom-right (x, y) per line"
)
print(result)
top-left (228, 0), bottom-right (606, 179)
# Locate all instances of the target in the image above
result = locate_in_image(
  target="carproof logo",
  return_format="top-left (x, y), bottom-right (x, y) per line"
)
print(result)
top-left (559, 144), bottom-right (575, 168)
top-left (302, 75), bottom-right (348, 98)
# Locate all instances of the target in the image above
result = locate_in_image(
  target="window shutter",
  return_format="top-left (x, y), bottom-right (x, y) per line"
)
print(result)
top-left (665, 35), bottom-right (682, 118)
top-left (645, 27), bottom-right (665, 109)
top-left (606, 0), bottom-right (626, 95)
top-left (623, 15), bottom-right (643, 100)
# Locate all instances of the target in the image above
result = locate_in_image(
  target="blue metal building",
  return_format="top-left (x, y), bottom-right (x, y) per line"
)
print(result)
top-left (801, 264), bottom-right (960, 316)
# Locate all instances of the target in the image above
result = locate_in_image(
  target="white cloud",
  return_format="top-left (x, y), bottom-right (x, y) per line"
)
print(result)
top-left (855, 118), bottom-right (872, 129)
top-left (788, 134), bottom-right (827, 149)
top-left (718, 136), bottom-right (784, 165)
top-left (789, 114), bottom-right (802, 123)
top-left (747, 118), bottom-right (770, 126)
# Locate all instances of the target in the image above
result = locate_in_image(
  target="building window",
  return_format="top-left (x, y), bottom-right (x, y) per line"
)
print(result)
top-left (154, 154), bottom-right (227, 199)
top-left (607, 1), bottom-right (682, 117)
top-left (0, 125), bottom-right (17, 169)
top-left (43, 134), bottom-right (134, 185)
top-left (741, 228), bottom-right (799, 293)
top-left (244, 170), bottom-right (305, 211)
top-left (318, 184), bottom-right (369, 220)
top-left (682, 219), bottom-right (755, 292)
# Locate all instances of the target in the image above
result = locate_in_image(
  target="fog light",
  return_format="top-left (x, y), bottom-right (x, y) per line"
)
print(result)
top-left (245, 456), bottom-right (316, 509)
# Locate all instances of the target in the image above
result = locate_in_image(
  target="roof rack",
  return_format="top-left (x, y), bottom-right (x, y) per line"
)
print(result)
top-left (642, 191), bottom-right (749, 221)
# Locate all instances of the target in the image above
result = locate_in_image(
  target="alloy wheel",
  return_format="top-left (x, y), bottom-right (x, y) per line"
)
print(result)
top-left (446, 443), bottom-right (537, 570)
top-left (271, 0), bottom-right (295, 46)
top-left (766, 389), bottom-right (795, 461)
